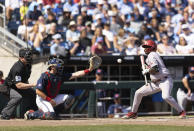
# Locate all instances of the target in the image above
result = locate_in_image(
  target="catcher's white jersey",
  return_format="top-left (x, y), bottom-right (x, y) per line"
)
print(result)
top-left (146, 52), bottom-right (170, 80)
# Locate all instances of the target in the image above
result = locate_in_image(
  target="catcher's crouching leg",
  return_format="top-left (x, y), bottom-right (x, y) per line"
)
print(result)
top-left (54, 95), bottom-right (75, 116)
top-left (24, 110), bottom-right (56, 120)
top-left (42, 112), bottom-right (56, 120)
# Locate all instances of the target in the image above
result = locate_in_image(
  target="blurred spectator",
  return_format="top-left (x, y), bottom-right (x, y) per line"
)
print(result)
top-left (176, 36), bottom-right (193, 54)
top-left (92, 27), bottom-right (105, 45)
top-left (110, 14), bottom-right (121, 35)
top-left (0, 70), bottom-right (4, 85)
top-left (94, 69), bottom-right (106, 118)
top-left (66, 21), bottom-right (80, 43)
top-left (58, 8), bottom-right (72, 28)
top-left (28, 0), bottom-right (38, 12)
top-left (102, 22), bottom-right (114, 52)
top-left (149, 18), bottom-right (159, 41)
top-left (28, 5), bottom-right (43, 21)
top-left (119, 0), bottom-right (132, 19)
top-left (113, 28), bottom-right (127, 53)
top-left (137, 22), bottom-right (155, 41)
top-left (155, 0), bottom-right (166, 18)
top-left (79, 29), bottom-right (92, 55)
top-left (85, 21), bottom-right (94, 39)
top-left (123, 20), bottom-right (135, 35)
top-left (133, 7), bottom-right (144, 22)
top-left (125, 34), bottom-right (139, 55)
top-left (91, 36), bottom-right (107, 55)
top-left (157, 35), bottom-right (176, 54)
top-left (50, 34), bottom-right (68, 56)
top-left (53, 2), bottom-right (64, 18)
top-left (93, 0), bottom-right (104, 16)
top-left (136, 0), bottom-right (145, 15)
top-left (80, 6), bottom-right (92, 25)
top-left (143, 0), bottom-right (154, 21)
top-left (179, 24), bottom-right (194, 48)
top-left (29, 24), bottom-right (39, 47)
top-left (41, 23), bottom-right (58, 54)
top-left (156, 23), bottom-right (166, 43)
top-left (83, 0), bottom-right (96, 10)
top-left (107, 93), bottom-right (129, 118)
top-left (184, 0), bottom-right (194, 16)
top-left (5, 0), bottom-right (20, 21)
top-left (42, 0), bottom-right (56, 5)
top-left (63, 0), bottom-right (79, 17)
top-left (45, 12), bottom-right (57, 24)
top-left (37, 16), bottom-right (47, 33)
top-left (20, 0), bottom-right (29, 21)
top-left (164, 2), bottom-right (176, 16)
top-left (76, 15), bottom-right (85, 32)
top-left (93, 13), bottom-right (104, 28)
top-left (148, 8), bottom-right (161, 23)
top-left (37, 1), bottom-right (44, 13)
top-left (69, 36), bottom-right (82, 56)
top-left (43, 5), bottom-right (53, 19)
top-left (17, 18), bottom-right (33, 41)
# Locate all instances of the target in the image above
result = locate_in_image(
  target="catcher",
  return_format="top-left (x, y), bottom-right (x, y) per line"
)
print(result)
top-left (24, 55), bottom-right (102, 120)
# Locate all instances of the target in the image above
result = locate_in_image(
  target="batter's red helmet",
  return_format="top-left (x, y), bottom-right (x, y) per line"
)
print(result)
top-left (142, 40), bottom-right (157, 54)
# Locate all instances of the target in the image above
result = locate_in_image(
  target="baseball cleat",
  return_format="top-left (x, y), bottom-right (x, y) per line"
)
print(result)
top-left (179, 111), bottom-right (186, 119)
top-left (24, 110), bottom-right (34, 120)
top-left (122, 112), bottom-right (137, 119)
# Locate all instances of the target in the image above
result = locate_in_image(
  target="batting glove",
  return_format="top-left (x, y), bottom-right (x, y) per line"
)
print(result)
top-left (142, 69), bottom-right (149, 75)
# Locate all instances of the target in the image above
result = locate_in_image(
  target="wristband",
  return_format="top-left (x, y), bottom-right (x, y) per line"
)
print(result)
top-left (46, 96), bottom-right (52, 102)
top-left (84, 69), bottom-right (90, 74)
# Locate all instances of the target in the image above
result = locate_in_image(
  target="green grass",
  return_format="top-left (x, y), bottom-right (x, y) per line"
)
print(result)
top-left (0, 125), bottom-right (194, 131)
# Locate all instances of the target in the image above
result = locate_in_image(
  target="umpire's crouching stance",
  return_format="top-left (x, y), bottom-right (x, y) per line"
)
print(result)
top-left (0, 48), bottom-right (37, 120)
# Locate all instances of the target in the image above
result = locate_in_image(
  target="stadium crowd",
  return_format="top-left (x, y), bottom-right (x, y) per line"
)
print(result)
top-left (4, 0), bottom-right (194, 56)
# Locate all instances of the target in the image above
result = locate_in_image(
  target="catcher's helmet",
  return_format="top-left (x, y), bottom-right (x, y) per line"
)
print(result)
top-left (48, 57), bottom-right (64, 74)
top-left (19, 48), bottom-right (33, 64)
top-left (142, 40), bottom-right (157, 54)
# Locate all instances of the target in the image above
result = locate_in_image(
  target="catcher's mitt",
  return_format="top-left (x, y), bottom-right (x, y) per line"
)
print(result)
top-left (89, 55), bottom-right (102, 70)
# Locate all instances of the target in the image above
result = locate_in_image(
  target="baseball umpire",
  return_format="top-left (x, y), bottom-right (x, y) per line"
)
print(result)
top-left (122, 40), bottom-right (186, 119)
top-left (177, 67), bottom-right (194, 111)
top-left (0, 48), bottom-right (37, 120)
top-left (24, 56), bottom-right (99, 120)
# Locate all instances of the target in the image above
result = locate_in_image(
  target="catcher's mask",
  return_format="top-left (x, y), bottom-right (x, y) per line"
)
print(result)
top-left (142, 40), bottom-right (157, 54)
top-left (19, 48), bottom-right (33, 64)
top-left (48, 58), bottom-right (64, 74)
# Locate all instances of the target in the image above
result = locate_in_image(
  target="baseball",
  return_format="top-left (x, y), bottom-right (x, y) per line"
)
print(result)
top-left (117, 58), bottom-right (122, 63)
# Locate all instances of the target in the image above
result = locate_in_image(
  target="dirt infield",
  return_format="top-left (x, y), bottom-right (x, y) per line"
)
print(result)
top-left (0, 116), bottom-right (194, 127)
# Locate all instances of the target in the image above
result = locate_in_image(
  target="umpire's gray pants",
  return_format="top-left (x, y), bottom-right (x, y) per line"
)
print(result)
top-left (1, 88), bottom-right (22, 117)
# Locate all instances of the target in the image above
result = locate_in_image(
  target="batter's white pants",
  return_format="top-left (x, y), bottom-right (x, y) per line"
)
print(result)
top-left (36, 94), bottom-right (69, 112)
top-left (177, 88), bottom-right (194, 110)
top-left (132, 77), bottom-right (182, 113)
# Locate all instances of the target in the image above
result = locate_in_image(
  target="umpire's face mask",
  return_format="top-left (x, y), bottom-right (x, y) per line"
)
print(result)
top-left (24, 51), bottom-right (33, 65)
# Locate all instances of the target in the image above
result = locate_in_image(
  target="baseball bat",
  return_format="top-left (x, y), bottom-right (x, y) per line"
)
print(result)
top-left (140, 55), bottom-right (148, 85)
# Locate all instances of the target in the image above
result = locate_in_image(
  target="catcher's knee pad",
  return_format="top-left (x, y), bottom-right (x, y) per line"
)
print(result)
top-left (64, 95), bottom-right (75, 109)
top-left (42, 112), bottom-right (56, 120)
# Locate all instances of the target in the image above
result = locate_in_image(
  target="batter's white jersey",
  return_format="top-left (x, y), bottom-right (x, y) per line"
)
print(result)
top-left (131, 51), bottom-right (182, 113)
top-left (146, 52), bottom-right (170, 80)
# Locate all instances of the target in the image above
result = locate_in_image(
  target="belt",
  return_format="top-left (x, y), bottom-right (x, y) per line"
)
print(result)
top-left (151, 76), bottom-right (168, 83)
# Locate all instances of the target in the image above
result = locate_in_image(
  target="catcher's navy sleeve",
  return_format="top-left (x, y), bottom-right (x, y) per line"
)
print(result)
top-left (36, 73), bottom-right (47, 91)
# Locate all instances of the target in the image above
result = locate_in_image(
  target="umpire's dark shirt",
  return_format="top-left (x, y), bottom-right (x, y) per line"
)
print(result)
top-left (4, 60), bottom-right (31, 90)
